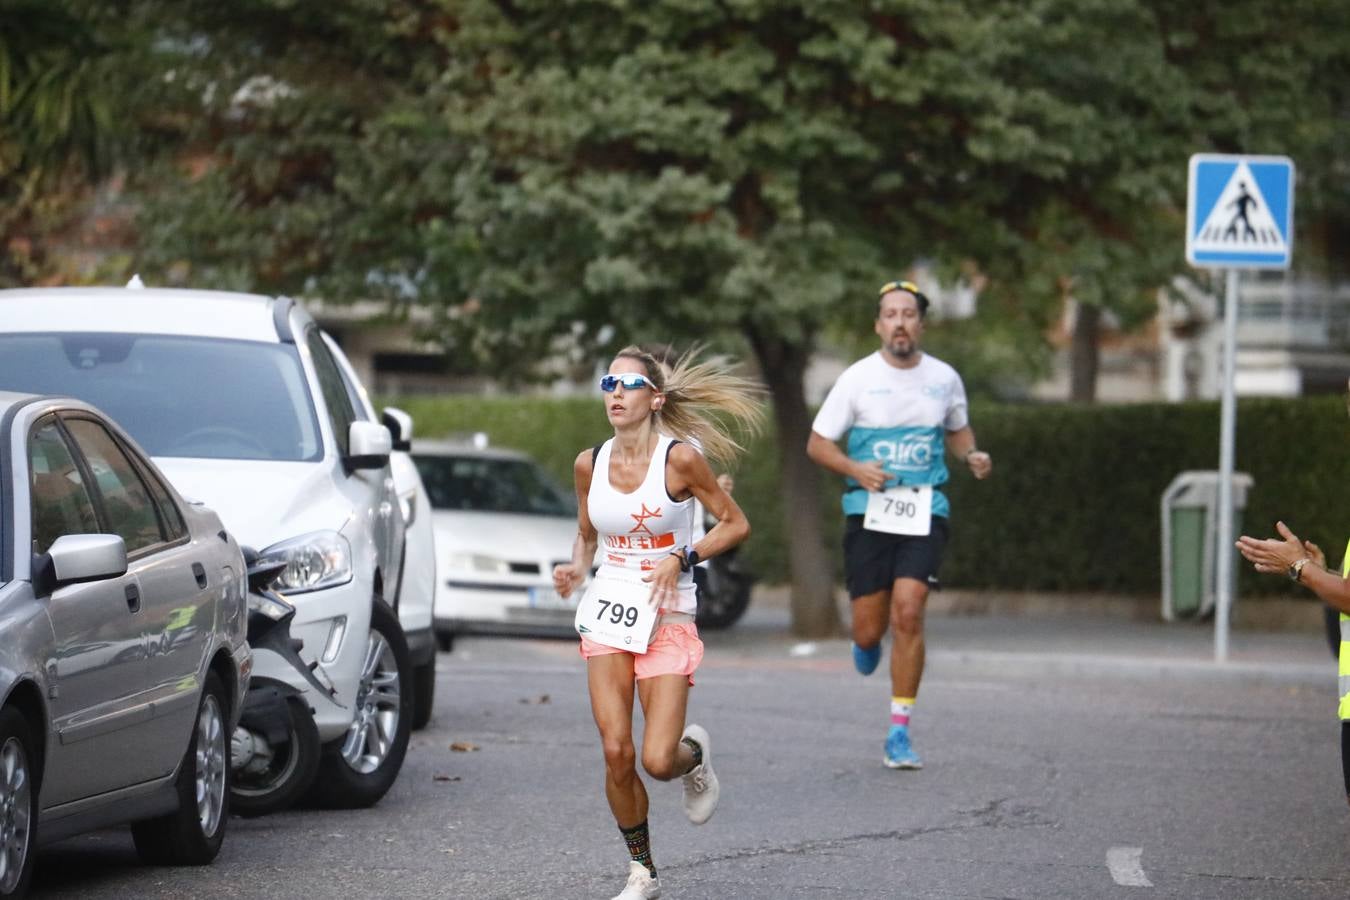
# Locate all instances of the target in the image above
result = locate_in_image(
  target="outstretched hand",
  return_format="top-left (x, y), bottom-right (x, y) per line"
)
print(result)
top-left (1235, 520), bottom-right (1309, 576)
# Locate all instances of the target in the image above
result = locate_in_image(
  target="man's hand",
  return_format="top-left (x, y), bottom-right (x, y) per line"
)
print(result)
top-left (966, 450), bottom-right (992, 480)
top-left (1235, 520), bottom-right (1309, 576)
top-left (851, 460), bottom-right (891, 492)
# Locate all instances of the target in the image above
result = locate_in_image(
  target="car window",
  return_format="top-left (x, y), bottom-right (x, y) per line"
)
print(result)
top-left (412, 454), bottom-right (576, 516)
top-left (306, 329), bottom-right (357, 456)
top-left (63, 418), bottom-right (165, 555)
top-left (138, 457), bottom-right (187, 542)
top-left (322, 333), bottom-right (374, 422)
top-left (29, 418), bottom-right (100, 555)
top-left (0, 333), bottom-right (322, 461)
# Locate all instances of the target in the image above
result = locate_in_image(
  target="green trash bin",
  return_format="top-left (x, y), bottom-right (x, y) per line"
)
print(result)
top-left (1169, 505), bottom-right (1208, 618)
top-left (1161, 471), bottom-right (1253, 621)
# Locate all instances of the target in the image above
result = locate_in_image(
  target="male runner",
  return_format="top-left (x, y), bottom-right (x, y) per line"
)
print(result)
top-left (806, 280), bottom-right (992, 769)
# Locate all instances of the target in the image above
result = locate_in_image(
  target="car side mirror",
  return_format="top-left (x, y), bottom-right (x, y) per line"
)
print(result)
top-left (381, 407), bottom-right (414, 452)
top-left (345, 420), bottom-right (392, 472)
top-left (34, 534), bottom-right (128, 595)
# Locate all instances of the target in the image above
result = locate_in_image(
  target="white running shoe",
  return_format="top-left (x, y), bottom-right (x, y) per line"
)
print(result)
top-left (680, 723), bottom-right (719, 825)
top-left (611, 860), bottom-right (661, 899)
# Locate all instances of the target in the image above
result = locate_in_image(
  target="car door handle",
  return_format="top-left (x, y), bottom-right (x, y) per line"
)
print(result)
top-left (125, 584), bottom-right (141, 613)
top-left (192, 562), bottom-right (208, 589)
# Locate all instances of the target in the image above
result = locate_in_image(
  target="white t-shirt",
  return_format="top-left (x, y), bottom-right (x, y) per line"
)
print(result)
top-left (812, 351), bottom-right (969, 517)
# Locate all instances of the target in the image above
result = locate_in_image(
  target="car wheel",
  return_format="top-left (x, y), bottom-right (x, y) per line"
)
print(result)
top-left (0, 708), bottom-right (37, 899)
top-left (307, 600), bottom-right (412, 809)
top-left (132, 672), bottom-right (229, 865)
top-left (411, 659), bottom-right (436, 731)
top-left (230, 694), bottom-right (320, 818)
top-left (694, 565), bottom-right (754, 630)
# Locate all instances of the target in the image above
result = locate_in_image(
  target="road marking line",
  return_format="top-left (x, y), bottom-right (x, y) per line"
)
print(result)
top-left (1107, 846), bottom-right (1153, 887)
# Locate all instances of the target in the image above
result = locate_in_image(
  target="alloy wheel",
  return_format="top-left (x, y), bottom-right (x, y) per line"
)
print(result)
top-left (339, 631), bottom-right (402, 775)
top-left (0, 737), bottom-right (31, 894)
top-left (195, 695), bottom-right (226, 836)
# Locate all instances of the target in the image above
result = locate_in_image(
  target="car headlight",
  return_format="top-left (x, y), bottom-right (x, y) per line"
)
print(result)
top-left (446, 552), bottom-right (510, 575)
top-left (256, 531), bottom-right (353, 593)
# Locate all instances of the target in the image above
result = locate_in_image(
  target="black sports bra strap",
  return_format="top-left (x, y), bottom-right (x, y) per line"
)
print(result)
top-left (664, 438), bottom-right (686, 503)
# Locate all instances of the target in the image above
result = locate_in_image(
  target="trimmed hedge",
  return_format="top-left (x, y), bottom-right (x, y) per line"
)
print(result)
top-left (387, 393), bottom-right (1348, 595)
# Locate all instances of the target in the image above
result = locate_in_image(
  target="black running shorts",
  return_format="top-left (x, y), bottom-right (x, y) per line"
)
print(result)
top-left (843, 514), bottom-right (950, 600)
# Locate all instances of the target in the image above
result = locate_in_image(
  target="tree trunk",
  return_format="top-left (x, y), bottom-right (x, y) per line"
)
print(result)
top-left (744, 327), bottom-right (841, 638)
top-left (1069, 301), bottom-right (1101, 403)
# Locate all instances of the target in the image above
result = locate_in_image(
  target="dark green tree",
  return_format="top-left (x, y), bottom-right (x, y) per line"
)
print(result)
top-left (0, 1), bottom-right (118, 286)
top-left (110, 0), bottom-right (1350, 635)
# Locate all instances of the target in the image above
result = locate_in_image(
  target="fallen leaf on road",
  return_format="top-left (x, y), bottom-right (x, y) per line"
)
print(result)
top-left (449, 741), bottom-right (480, 752)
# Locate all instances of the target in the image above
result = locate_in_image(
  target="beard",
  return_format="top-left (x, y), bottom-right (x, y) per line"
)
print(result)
top-left (884, 332), bottom-right (918, 360)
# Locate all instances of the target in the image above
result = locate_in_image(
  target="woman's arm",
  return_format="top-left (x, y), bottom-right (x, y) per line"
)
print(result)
top-left (636, 442), bottom-right (752, 606)
top-left (552, 448), bottom-right (598, 599)
top-left (667, 443), bottom-right (749, 562)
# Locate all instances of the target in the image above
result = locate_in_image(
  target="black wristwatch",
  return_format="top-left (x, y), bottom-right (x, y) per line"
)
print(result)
top-left (671, 545), bottom-right (701, 573)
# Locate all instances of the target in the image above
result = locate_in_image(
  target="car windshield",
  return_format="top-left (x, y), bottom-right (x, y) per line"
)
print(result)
top-left (0, 333), bottom-right (322, 461)
top-left (413, 454), bottom-right (575, 516)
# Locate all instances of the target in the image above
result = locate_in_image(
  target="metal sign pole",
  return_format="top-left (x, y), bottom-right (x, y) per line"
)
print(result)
top-left (1214, 268), bottom-right (1239, 662)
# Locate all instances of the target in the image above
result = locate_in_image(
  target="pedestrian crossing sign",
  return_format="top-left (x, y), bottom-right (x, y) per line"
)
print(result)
top-left (1186, 154), bottom-right (1295, 269)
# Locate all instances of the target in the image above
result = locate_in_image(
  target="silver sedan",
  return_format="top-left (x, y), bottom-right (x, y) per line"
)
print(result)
top-left (0, 391), bottom-right (250, 897)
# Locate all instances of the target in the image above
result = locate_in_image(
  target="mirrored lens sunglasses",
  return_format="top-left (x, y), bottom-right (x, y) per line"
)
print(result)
top-left (599, 373), bottom-right (657, 392)
top-left (878, 279), bottom-right (921, 297)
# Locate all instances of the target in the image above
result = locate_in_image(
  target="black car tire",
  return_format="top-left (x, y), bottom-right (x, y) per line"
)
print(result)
top-left (694, 564), bottom-right (754, 630)
top-left (131, 672), bottom-right (230, 865)
top-left (0, 707), bottom-right (38, 898)
top-left (306, 600), bottom-right (412, 809)
top-left (230, 694), bottom-right (320, 818)
top-left (411, 660), bottom-right (435, 731)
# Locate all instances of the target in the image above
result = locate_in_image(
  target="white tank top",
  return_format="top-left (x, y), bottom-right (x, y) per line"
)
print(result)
top-left (588, 434), bottom-right (696, 614)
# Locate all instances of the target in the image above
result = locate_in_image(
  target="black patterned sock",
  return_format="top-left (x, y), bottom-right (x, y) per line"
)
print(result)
top-left (620, 820), bottom-right (656, 877)
top-left (682, 736), bottom-right (703, 770)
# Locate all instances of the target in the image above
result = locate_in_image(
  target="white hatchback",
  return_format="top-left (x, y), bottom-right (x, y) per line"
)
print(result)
top-left (412, 441), bottom-right (582, 645)
top-left (0, 285), bottom-right (432, 808)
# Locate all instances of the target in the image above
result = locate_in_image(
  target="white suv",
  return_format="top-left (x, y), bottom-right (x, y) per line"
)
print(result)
top-left (0, 285), bottom-right (435, 807)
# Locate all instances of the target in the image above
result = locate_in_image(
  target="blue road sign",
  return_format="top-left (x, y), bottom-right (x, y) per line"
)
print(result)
top-left (1186, 154), bottom-right (1295, 269)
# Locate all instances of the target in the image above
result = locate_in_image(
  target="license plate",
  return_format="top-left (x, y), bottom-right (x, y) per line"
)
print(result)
top-left (528, 586), bottom-right (575, 609)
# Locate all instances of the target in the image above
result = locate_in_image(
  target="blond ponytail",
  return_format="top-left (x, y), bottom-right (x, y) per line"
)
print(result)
top-left (614, 344), bottom-right (766, 464)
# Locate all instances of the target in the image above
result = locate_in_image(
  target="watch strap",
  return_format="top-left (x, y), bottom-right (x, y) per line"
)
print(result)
top-left (1290, 558), bottom-right (1311, 582)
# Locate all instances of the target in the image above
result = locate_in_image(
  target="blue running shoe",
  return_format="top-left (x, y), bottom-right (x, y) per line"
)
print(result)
top-left (851, 642), bottom-right (881, 676)
top-left (883, 726), bottom-right (923, 769)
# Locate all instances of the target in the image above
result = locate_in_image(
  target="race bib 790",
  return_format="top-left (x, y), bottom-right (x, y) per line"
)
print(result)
top-left (863, 485), bottom-right (933, 536)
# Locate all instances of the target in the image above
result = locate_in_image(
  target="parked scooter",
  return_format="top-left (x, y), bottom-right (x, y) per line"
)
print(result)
top-left (692, 472), bottom-right (757, 630)
top-left (694, 548), bottom-right (756, 630)
top-left (230, 550), bottom-right (342, 817)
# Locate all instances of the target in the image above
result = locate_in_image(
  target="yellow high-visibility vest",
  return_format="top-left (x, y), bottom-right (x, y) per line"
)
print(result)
top-left (1339, 543), bottom-right (1350, 721)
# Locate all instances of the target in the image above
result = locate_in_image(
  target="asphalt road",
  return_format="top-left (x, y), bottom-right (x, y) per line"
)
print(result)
top-left (30, 619), bottom-right (1350, 899)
